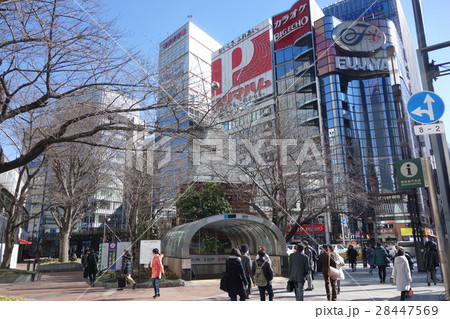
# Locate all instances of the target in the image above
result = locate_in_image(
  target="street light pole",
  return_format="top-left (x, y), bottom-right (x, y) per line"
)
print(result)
top-left (412, 0), bottom-right (450, 300)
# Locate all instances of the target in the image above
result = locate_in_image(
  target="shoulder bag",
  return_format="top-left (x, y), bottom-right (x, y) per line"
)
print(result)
top-left (328, 254), bottom-right (341, 280)
top-left (219, 271), bottom-right (229, 292)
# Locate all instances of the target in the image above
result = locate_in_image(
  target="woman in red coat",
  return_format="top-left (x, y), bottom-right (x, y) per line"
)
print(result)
top-left (151, 248), bottom-right (164, 298)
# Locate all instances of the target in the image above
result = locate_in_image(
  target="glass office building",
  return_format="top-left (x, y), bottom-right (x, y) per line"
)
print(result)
top-left (315, 0), bottom-right (431, 243)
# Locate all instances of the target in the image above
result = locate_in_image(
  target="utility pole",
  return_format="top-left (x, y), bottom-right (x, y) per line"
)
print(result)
top-left (412, 0), bottom-right (450, 301)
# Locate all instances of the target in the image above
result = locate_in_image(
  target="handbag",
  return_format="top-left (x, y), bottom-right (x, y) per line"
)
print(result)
top-left (406, 286), bottom-right (413, 298)
top-left (286, 280), bottom-right (295, 292)
top-left (328, 254), bottom-right (341, 280)
top-left (219, 271), bottom-right (229, 292)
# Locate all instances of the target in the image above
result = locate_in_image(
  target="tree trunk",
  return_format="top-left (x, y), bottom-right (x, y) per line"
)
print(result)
top-left (0, 220), bottom-right (18, 269)
top-left (58, 230), bottom-right (70, 262)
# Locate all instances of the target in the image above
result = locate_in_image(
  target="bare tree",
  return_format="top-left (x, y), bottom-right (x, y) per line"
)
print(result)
top-left (0, 0), bottom-right (209, 174)
top-left (194, 105), bottom-right (373, 243)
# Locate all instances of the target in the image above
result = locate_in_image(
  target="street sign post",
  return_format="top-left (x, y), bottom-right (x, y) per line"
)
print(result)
top-left (407, 91), bottom-right (445, 124)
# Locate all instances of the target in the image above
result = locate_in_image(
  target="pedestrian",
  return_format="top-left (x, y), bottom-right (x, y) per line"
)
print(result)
top-left (330, 245), bottom-right (345, 294)
top-left (121, 249), bottom-right (136, 290)
top-left (367, 244), bottom-right (375, 275)
top-left (225, 247), bottom-right (248, 301)
top-left (317, 244), bottom-right (337, 301)
top-left (82, 250), bottom-right (89, 279)
top-left (151, 248), bottom-right (164, 298)
top-left (362, 245), bottom-right (368, 268)
top-left (303, 240), bottom-right (318, 291)
top-left (346, 245), bottom-right (359, 272)
top-left (288, 243), bottom-right (310, 301)
top-left (252, 249), bottom-right (274, 301)
top-left (394, 246), bottom-right (414, 272)
top-left (391, 248), bottom-right (412, 301)
top-left (85, 248), bottom-right (98, 287)
top-left (424, 243), bottom-right (439, 286)
top-left (256, 245), bottom-right (271, 265)
top-left (240, 244), bottom-right (254, 298)
top-left (374, 242), bottom-right (389, 283)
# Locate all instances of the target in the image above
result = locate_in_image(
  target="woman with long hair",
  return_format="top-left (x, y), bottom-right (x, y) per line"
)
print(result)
top-left (391, 248), bottom-right (412, 301)
top-left (225, 247), bottom-right (248, 301)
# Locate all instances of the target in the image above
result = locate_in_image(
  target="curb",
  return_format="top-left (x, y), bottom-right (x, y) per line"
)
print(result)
top-left (0, 273), bottom-right (42, 283)
top-left (95, 279), bottom-right (185, 289)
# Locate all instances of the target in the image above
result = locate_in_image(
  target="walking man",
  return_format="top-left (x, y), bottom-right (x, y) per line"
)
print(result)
top-left (303, 240), bottom-right (317, 291)
top-left (85, 248), bottom-right (98, 287)
top-left (346, 245), bottom-right (359, 272)
top-left (240, 244), bottom-right (254, 298)
top-left (288, 243), bottom-right (310, 301)
top-left (121, 249), bottom-right (136, 290)
top-left (252, 250), bottom-right (274, 301)
top-left (318, 244), bottom-right (337, 301)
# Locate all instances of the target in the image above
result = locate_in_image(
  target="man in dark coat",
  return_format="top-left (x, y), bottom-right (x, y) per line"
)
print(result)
top-left (85, 248), bottom-right (98, 287)
top-left (346, 245), bottom-right (359, 272)
top-left (252, 250), bottom-right (274, 301)
top-left (240, 244), bottom-right (254, 298)
top-left (317, 244), bottom-right (337, 301)
top-left (288, 244), bottom-right (310, 301)
top-left (226, 248), bottom-right (248, 301)
top-left (121, 249), bottom-right (136, 290)
top-left (424, 243), bottom-right (439, 286)
top-left (303, 240), bottom-right (317, 291)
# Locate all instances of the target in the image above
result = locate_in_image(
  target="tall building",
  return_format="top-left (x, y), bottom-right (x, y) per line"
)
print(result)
top-left (315, 0), bottom-right (431, 244)
top-left (155, 22), bottom-right (221, 214)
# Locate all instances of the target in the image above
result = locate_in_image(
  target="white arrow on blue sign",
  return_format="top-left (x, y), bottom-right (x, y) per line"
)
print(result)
top-left (407, 91), bottom-right (445, 124)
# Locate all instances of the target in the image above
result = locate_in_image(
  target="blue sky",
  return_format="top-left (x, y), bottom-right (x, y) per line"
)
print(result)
top-left (101, 0), bottom-right (450, 145)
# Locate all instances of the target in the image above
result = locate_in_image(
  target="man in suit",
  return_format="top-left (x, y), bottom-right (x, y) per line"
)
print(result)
top-left (303, 240), bottom-right (318, 291)
top-left (288, 243), bottom-right (310, 301)
top-left (317, 244), bottom-right (337, 301)
top-left (240, 244), bottom-right (254, 298)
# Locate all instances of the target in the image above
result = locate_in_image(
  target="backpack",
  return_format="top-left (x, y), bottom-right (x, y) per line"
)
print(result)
top-left (254, 261), bottom-right (267, 287)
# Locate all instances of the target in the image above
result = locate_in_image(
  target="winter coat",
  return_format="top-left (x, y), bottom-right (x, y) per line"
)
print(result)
top-left (121, 251), bottom-right (133, 274)
top-left (151, 254), bottom-right (164, 279)
top-left (86, 253), bottom-right (98, 275)
top-left (367, 248), bottom-right (375, 266)
top-left (346, 247), bottom-right (359, 263)
top-left (304, 246), bottom-right (318, 271)
top-left (392, 255), bottom-right (412, 291)
top-left (317, 251), bottom-right (336, 277)
top-left (241, 252), bottom-right (254, 284)
top-left (225, 256), bottom-right (248, 296)
top-left (252, 257), bottom-right (274, 286)
top-left (288, 251), bottom-right (309, 283)
top-left (424, 248), bottom-right (439, 271)
top-left (373, 246), bottom-right (389, 267)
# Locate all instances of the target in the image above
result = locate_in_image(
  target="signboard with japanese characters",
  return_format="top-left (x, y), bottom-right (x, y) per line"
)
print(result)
top-left (272, 0), bottom-right (311, 50)
top-left (211, 19), bottom-right (274, 110)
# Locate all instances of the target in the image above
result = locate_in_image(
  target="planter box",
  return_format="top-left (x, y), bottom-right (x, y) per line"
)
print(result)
top-left (0, 273), bottom-right (41, 283)
top-left (36, 262), bottom-right (83, 273)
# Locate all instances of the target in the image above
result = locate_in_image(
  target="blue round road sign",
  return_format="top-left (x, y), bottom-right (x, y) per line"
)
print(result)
top-left (407, 91), bottom-right (445, 124)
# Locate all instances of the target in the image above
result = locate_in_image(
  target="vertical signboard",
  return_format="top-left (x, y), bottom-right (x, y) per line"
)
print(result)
top-left (211, 19), bottom-right (274, 109)
top-left (272, 0), bottom-right (311, 50)
top-left (107, 242), bottom-right (117, 274)
top-left (395, 158), bottom-right (426, 189)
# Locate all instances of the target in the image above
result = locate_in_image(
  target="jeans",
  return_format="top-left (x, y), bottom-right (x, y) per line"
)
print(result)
top-left (427, 269), bottom-right (437, 285)
top-left (293, 281), bottom-right (305, 301)
top-left (305, 270), bottom-right (314, 289)
top-left (89, 272), bottom-right (96, 286)
top-left (152, 278), bottom-right (160, 295)
top-left (258, 285), bottom-right (274, 301)
top-left (378, 266), bottom-right (387, 282)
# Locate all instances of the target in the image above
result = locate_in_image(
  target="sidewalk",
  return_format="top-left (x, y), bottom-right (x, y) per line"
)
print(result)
top-left (0, 263), bottom-right (445, 301)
